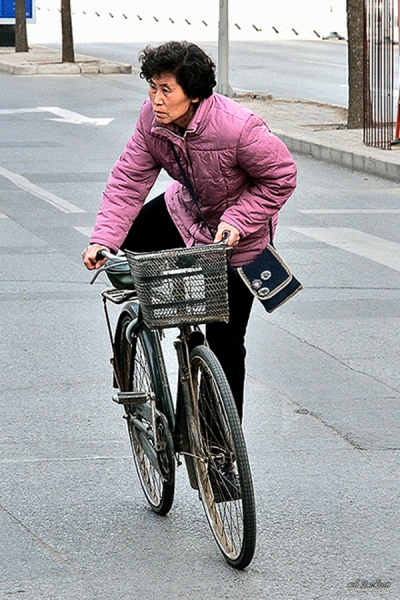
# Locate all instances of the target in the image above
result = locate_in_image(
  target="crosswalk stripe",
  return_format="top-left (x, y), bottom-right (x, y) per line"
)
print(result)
top-left (290, 227), bottom-right (400, 272)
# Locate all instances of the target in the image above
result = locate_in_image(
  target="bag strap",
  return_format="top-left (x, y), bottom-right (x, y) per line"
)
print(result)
top-left (169, 141), bottom-right (215, 238)
top-left (269, 219), bottom-right (275, 246)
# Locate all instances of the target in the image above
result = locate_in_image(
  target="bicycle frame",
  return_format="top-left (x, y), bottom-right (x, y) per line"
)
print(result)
top-left (91, 248), bottom-right (256, 568)
top-left (99, 281), bottom-right (202, 487)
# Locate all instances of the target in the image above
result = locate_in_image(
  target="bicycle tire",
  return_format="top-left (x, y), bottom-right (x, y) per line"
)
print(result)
top-left (116, 308), bottom-right (175, 515)
top-left (188, 345), bottom-right (256, 569)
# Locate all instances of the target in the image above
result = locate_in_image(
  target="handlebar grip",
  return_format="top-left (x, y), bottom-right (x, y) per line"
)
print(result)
top-left (96, 249), bottom-right (106, 261)
top-left (221, 230), bottom-right (231, 242)
top-left (95, 248), bottom-right (124, 262)
top-left (95, 248), bottom-right (115, 260)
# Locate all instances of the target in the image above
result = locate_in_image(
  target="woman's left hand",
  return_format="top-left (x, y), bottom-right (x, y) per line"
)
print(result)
top-left (82, 243), bottom-right (110, 270)
top-left (214, 222), bottom-right (241, 247)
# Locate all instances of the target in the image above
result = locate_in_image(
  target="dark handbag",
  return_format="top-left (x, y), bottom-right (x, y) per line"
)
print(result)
top-left (237, 241), bottom-right (303, 313)
top-left (170, 142), bottom-right (302, 312)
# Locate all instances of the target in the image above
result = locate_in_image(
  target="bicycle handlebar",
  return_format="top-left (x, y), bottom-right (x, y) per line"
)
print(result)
top-left (95, 234), bottom-right (231, 264)
top-left (96, 249), bottom-right (126, 262)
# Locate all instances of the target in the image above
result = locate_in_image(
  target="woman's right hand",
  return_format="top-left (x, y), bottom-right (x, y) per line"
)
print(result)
top-left (214, 221), bottom-right (241, 247)
top-left (82, 244), bottom-right (110, 270)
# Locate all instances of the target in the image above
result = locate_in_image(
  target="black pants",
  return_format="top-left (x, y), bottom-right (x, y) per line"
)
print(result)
top-left (122, 194), bottom-right (254, 420)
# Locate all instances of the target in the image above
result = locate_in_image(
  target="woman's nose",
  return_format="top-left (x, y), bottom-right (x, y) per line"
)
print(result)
top-left (153, 89), bottom-right (163, 104)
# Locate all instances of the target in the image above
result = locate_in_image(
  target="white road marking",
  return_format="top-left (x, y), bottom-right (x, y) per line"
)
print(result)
top-left (299, 209), bottom-right (400, 214)
top-left (0, 166), bottom-right (85, 214)
top-left (0, 107), bottom-right (114, 126)
top-left (74, 227), bottom-right (92, 237)
top-left (0, 213), bottom-right (8, 219)
top-left (291, 227), bottom-right (400, 272)
top-left (0, 108), bottom-right (39, 115)
top-left (37, 106), bottom-right (114, 126)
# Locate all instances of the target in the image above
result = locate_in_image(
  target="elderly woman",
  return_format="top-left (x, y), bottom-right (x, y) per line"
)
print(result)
top-left (82, 41), bottom-right (297, 420)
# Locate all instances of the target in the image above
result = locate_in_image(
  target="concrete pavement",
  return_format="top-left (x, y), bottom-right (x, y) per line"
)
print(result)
top-left (0, 45), bottom-right (132, 75)
top-left (0, 45), bottom-right (399, 182)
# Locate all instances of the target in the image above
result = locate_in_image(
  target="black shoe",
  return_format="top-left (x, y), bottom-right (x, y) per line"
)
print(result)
top-left (210, 463), bottom-right (242, 503)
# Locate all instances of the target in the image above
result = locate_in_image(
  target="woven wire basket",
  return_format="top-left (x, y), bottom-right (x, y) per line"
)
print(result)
top-left (125, 244), bottom-right (229, 329)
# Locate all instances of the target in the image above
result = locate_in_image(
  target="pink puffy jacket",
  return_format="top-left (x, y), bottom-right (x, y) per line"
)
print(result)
top-left (90, 93), bottom-right (297, 267)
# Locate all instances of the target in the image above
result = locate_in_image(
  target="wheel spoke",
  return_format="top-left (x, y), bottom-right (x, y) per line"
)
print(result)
top-left (189, 345), bottom-right (256, 569)
top-left (117, 312), bottom-right (175, 515)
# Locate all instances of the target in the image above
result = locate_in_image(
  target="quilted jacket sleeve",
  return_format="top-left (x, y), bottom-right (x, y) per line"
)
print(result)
top-left (219, 112), bottom-right (297, 238)
top-left (90, 108), bottom-right (161, 252)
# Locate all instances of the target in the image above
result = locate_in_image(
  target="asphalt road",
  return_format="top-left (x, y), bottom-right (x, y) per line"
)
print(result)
top-left (1, 71), bottom-right (399, 599)
top-left (72, 39), bottom-right (350, 106)
top-left (68, 39), bottom-right (399, 108)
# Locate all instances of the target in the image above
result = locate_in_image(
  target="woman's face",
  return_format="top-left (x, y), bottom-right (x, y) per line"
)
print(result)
top-left (148, 73), bottom-right (199, 129)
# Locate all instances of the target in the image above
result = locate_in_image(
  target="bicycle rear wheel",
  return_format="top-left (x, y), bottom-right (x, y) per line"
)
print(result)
top-left (188, 345), bottom-right (256, 569)
top-left (116, 308), bottom-right (175, 515)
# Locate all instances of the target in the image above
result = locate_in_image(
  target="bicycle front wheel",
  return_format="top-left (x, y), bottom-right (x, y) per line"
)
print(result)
top-left (116, 309), bottom-right (175, 516)
top-left (188, 345), bottom-right (256, 569)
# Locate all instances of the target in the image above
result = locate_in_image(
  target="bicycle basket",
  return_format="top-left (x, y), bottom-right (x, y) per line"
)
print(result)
top-left (125, 244), bottom-right (229, 329)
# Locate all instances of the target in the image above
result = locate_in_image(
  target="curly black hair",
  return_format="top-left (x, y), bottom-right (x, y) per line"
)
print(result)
top-left (138, 41), bottom-right (216, 99)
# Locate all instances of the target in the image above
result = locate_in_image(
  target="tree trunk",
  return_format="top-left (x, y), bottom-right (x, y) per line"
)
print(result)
top-left (61, 0), bottom-right (75, 63)
top-left (346, 0), bottom-right (365, 128)
top-left (15, 0), bottom-right (29, 53)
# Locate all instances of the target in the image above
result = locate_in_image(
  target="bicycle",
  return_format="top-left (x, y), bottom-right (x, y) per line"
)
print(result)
top-left (91, 242), bottom-right (256, 569)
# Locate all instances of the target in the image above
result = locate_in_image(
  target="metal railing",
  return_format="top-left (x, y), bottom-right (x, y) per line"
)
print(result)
top-left (363, 0), bottom-right (395, 149)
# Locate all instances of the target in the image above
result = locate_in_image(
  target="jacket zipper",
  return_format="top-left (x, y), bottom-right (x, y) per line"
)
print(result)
top-left (154, 126), bottom-right (200, 204)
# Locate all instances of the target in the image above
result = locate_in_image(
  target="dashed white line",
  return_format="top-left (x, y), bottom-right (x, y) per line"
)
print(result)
top-left (291, 227), bottom-right (400, 272)
top-left (0, 166), bottom-right (85, 214)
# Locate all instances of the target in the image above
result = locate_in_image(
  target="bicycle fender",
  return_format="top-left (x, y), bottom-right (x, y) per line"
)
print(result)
top-left (114, 301), bottom-right (141, 344)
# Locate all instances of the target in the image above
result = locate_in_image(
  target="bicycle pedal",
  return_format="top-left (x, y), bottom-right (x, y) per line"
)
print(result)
top-left (112, 391), bottom-right (149, 405)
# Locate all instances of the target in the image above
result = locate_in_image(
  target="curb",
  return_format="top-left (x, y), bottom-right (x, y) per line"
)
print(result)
top-left (0, 59), bottom-right (132, 75)
top-left (0, 46), bottom-right (132, 75)
top-left (278, 131), bottom-right (400, 182)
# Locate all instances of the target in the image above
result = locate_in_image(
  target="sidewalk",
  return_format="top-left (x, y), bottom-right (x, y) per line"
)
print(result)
top-left (1, 45), bottom-right (399, 181)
